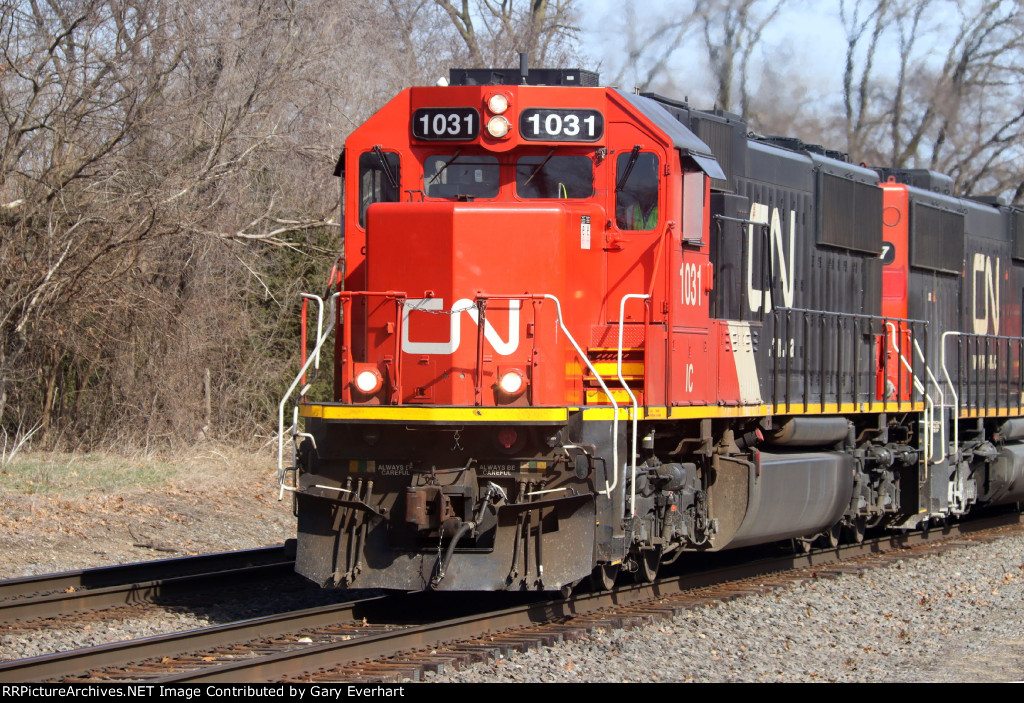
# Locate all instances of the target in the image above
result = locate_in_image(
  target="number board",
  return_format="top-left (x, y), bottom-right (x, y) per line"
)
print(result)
top-left (412, 108), bottom-right (479, 141)
top-left (520, 108), bottom-right (603, 142)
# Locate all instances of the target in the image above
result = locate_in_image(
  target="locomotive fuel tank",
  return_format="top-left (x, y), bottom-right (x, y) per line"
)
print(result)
top-left (711, 450), bottom-right (855, 550)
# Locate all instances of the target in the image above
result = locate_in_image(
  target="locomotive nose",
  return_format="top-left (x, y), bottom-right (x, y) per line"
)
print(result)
top-left (365, 201), bottom-right (587, 406)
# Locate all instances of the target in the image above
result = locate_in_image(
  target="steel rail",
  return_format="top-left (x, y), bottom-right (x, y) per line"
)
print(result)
top-left (0, 594), bottom-right (394, 682)
top-left (170, 510), bottom-right (1024, 683)
top-left (0, 562), bottom-right (295, 624)
top-left (0, 545), bottom-right (291, 602)
top-left (163, 511), bottom-right (1024, 682)
top-left (3, 510), bottom-right (1021, 683)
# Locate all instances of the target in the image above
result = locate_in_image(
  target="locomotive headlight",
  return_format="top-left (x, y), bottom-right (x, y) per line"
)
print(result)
top-left (486, 115), bottom-right (511, 138)
top-left (486, 93), bottom-right (509, 114)
top-left (498, 369), bottom-right (526, 395)
top-left (354, 367), bottom-right (383, 394)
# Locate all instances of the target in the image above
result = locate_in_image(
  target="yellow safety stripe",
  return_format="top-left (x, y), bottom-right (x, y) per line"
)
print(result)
top-left (580, 401), bottom-right (925, 421)
top-left (959, 408), bottom-right (1024, 419)
top-left (589, 361), bottom-right (645, 376)
top-left (300, 401), bottom-right (928, 424)
top-left (300, 404), bottom-right (568, 423)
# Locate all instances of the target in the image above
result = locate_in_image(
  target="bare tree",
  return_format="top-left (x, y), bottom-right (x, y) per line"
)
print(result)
top-left (839, 0), bottom-right (1024, 200)
top-left (698, 0), bottom-right (785, 114)
top-left (429, 0), bottom-right (581, 67)
top-left (599, 0), bottom-right (784, 111)
top-left (606, 4), bottom-right (702, 92)
top-left (0, 0), bottom-right (381, 447)
top-left (0, 0), bottom-right (585, 451)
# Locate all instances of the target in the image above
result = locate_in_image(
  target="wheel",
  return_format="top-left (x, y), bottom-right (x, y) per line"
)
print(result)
top-left (815, 523), bottom-right (841, 549)
top-left (559, 579), bottom-right (581, 599)
top-left (589, 563), bottom-right (619, 591)
top-left (632, 549), bottom-right (661, 583)
top-left (842, 516), bottom-right (866, 544)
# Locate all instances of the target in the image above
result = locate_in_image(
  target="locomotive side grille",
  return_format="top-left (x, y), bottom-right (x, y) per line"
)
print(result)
top-left (693, 117), bottom-right (735, 192)
top-left (818, 174), bottom-right (883, 254)
top-left (1013, 210), bottom-right (1024, 262)
top-left (910, 202), bottom-right (965, 274)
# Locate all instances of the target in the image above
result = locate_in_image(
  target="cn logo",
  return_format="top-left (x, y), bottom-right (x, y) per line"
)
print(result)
top-left (401, 298), bottom-right (520, 355)
top-left (972, 254), bottom-right (1000, 335)
top-left (746, 202), bottom-right (795, 313)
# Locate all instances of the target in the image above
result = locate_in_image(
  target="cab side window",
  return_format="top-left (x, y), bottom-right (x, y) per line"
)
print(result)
top-left (615, 152), bottom-right (659, 231)
top-left (359, 151), bottom-right (400, 228)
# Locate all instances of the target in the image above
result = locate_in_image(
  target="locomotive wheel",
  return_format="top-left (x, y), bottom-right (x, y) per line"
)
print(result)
top-left (843, 517), bottom-right (866, 544)
top-left (816, 523), bottom-right (841, 549)
top-left (590, 563), bottom-right (619, 591)
top-left (791, 537), bottom-right (813, 554)
top-left (633, 549), bottom-right (661, 583)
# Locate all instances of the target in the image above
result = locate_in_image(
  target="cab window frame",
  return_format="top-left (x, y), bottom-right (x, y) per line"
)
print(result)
top-left (615, 151), bottom-right (660, 231)
top-left (358, 150), bottom-right (401, 228)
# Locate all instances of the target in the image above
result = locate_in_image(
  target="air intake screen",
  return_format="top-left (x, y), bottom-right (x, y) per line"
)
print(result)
top-left (1014, 211), bottom-right (1024, 262)
top-left (693, 118), bottom-right (734, 192)
top-left (910, 202), bottom-right (964, 274)
top-left (819, 174), bottom-right (882, 254)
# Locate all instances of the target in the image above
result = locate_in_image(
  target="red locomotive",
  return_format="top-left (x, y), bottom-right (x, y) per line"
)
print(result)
top-left (279, 64), bottom-right (1024, 591)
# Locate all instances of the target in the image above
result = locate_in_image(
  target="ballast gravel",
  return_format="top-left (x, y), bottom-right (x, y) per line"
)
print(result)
top-left (3, 530), bottom-right (1024, 681)
top-left (426, 530), bottom-right (1024, 683)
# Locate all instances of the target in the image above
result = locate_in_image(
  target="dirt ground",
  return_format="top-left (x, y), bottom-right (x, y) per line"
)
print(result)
top-left (0, 447), bottom-right (295, 578)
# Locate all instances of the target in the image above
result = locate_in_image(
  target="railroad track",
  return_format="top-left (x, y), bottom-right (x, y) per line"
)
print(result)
top-left (2, 512), bottom-right (1022, 683)
top-left (0, 544), bottom-right (295, 625)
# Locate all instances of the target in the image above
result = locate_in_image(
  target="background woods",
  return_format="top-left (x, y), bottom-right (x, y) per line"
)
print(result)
top-left (0, 0), bottom-right (580, 452)
top-left (1, 0), bottom-right (1022, 453)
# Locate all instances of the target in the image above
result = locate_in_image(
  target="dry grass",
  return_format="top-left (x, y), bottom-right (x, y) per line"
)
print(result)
top-left (0, 444), bottom-right (293, 577)
top-left (0, 444), bottom-right (273, 497)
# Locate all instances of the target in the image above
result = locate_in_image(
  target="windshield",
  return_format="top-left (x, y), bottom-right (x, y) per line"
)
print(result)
top-left (516, 154), bottom-right (593, 199)
top-left (423, 154), bottom-right (499, 199)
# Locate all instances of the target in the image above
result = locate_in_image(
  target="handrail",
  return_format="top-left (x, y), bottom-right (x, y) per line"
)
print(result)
top-left (914, 337), bottom-right (944, 464)
top-left (940, 329), bottom-right (1024, 455)
top-left (278, 292), bottom-right (340, 498)
top-left (286, 288), bottom-right (632, 499)
top-left (299, 293), bottom-right (325, 393)
top-left (886, 322), bottom-right (935, 464)
top-left (538, 294), bottom-right (621, 496)
top-left (772, 307), bottom-right (928, 413)
top-left (618, 293), bottom-right (650, 519)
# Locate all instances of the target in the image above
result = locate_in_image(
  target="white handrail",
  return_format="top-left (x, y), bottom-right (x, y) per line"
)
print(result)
top-left (299, 293), bottom-right (326, 385)
top-left (886, 322), bottom-right (935, 463)
top-left (914, 338), bottom-right (945, 464)
top-left (278, 292), bottom-right (340, 499)
top-left (540, 294), bottom-right (621, 496)
top-left (618, 293), bottom-right (650, 519)
top-left (939, 331), bottom-right (966, 460)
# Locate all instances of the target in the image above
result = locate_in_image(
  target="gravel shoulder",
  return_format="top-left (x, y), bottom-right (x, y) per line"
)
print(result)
top-left (3, 450), bottom-right (1024, 682)
top-left (426, 529), bottom-right (1024, 683)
